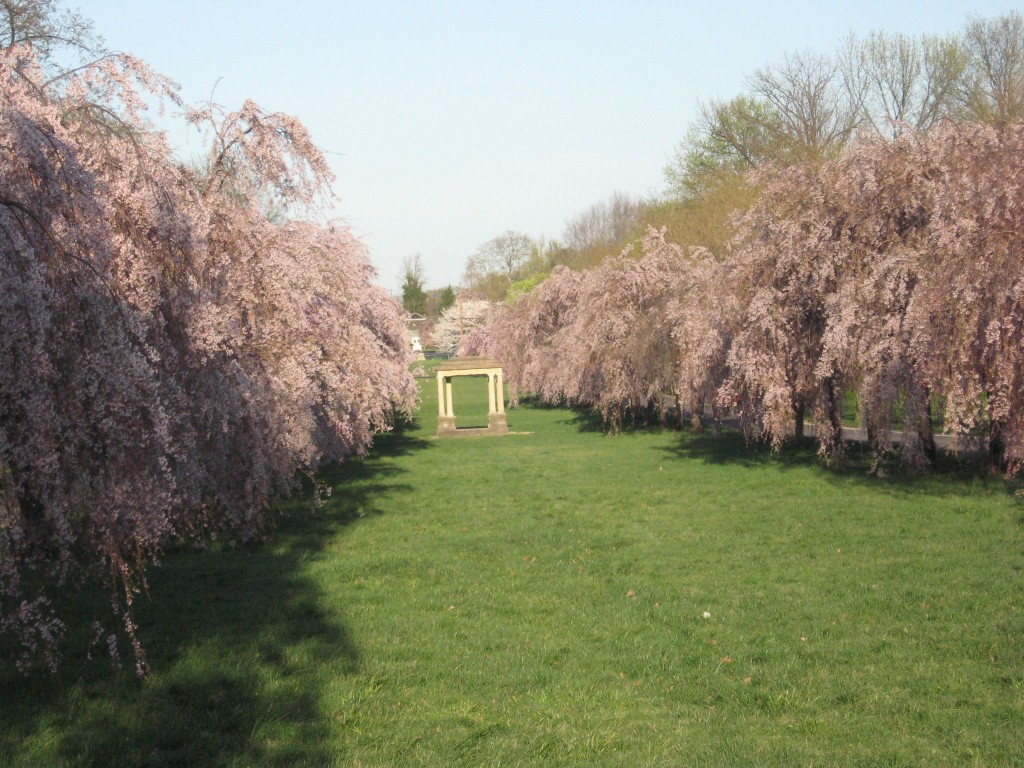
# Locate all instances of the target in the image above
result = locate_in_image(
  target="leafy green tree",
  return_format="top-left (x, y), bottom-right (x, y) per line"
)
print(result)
top-left (437, 285), bottom-right (456, 314)
top-left (507, 271), bottom-right (549, 302)
top-left (401, 253), bottom-right (427, 315)
top-left (665, 96), bottom-right (787, 199)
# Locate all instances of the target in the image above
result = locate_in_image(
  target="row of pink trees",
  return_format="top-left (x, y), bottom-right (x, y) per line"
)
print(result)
top-left (468, 119), bottom-right (1024, 472)
top-left (728, 121), bottom-right (1024, 470)
top-left (1, 45), bottom-right (415, 672)
top-left (465, 231), bottom-right (725, 430)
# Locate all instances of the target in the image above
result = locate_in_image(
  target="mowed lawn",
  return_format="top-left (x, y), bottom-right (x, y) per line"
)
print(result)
top-left (3, 376), bottom-right (1023, 767)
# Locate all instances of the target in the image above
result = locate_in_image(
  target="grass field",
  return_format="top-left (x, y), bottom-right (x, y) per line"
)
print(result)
top-left (2, 378), bottom-right (1023, 766)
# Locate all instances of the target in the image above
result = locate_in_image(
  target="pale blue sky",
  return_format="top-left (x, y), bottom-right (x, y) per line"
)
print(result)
top-left (75, 1), bottom-right (1020, 291)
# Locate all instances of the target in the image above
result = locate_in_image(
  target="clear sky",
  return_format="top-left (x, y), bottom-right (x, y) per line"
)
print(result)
top-left (74, 0), bottom-right (1020, 293)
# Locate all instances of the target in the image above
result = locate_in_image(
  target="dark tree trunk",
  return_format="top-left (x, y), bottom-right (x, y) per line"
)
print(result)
top-left (691, 394), bottom-right (705, 432)
top-left (793, 400), bottom-right (806, 442)
top-left (989, 419), bottom-right (1007, 473)
top-left (919, 392), bottom-right (937, 462)
top-left (824, 377), bottom-right (844, 459)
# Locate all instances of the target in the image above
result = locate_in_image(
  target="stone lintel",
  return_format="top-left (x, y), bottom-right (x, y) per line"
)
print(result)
top-left (436, 357), bottom-right (502, 375)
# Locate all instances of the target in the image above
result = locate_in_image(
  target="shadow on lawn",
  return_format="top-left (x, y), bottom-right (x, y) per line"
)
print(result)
top-left (553, 403), bottom-right (675, 435)
top-left (0, 422), bottom-right (432, 768)
top-left (660, 426), bottom-right (1015, 500)
top-left (515, 397), bottom-right (1014, 503)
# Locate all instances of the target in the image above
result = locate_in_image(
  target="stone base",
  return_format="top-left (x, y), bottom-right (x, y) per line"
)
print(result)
top-left (436, 413), bottom-right (509, 437)
top-left (442, 427), bottom-right (495, 437)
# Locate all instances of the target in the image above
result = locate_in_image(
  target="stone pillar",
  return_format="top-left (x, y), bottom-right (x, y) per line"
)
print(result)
top-left (437, 373), bottom-right (457, 434)
top-left (488, 369), bottom-right (508, 434)
top-left (487, 372), bottom-right (496, 415)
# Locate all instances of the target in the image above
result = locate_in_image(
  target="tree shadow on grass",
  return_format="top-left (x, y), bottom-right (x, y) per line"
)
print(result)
top-left (660, 427), bottom-right (817, 470)
top-left (550, 402), bottom-right (676, 435)
top-left (658, 426), bottom-right (1017, 502)
top-left (0, 423), bottom-right (432, 768)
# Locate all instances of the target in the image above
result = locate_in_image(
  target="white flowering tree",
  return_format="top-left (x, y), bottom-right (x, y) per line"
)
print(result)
top-left (430, 299), bottom-right (493, 355)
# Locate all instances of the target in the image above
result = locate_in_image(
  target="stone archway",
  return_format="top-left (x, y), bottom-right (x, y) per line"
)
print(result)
top-left (435, 357), bottom-right (508, 436)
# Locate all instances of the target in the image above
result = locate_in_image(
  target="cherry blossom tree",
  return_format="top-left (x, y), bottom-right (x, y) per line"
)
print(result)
top-left (726, 118), bottom-right (1024, 471)
top-left (821, 121), bottom-right (1024, 471)
top-left (462, 266), bottom-right (585, 406)
top-left (809, 135), bottom-right (939, 469)
top-left (723, 160), bottom-right (848, 458)
top-left (665, 244), bottom-right (735, 432)
top-left (539, 239), bottom-right (686, 428)
top-left (467, 230), bottom-right (729, 432)
top-left (1, 38), bottom-right (414, 673)
top-left (889, 120), bottom-right (1024, 469)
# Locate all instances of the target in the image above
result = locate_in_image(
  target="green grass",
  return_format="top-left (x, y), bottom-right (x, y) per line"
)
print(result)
top-left (3, 381), bottom-right (1023, 766)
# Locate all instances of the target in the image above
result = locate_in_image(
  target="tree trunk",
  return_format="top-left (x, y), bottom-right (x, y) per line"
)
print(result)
top-left (919, 392), bottom-right (937, 462)
top-left (824, 377), bottom-right (844, 460)
top-left (866, 421), bottom-right (878, 454)
top-left (989, 418), bottom-right (1007, 473)
top-left (607, 403), bottom-right (622, 435)
top-left (793, 400), bottom-right (806, 442)
top-left (691, 394), bottom-right (705, 432)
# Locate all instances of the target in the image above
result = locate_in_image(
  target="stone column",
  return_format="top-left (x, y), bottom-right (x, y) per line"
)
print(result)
top-left (487, 372), bottom-right (496, 415)
top-left (488, 368), bottom-right (508, 434)
top-left (437, 373), bottom-right (457, 434)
